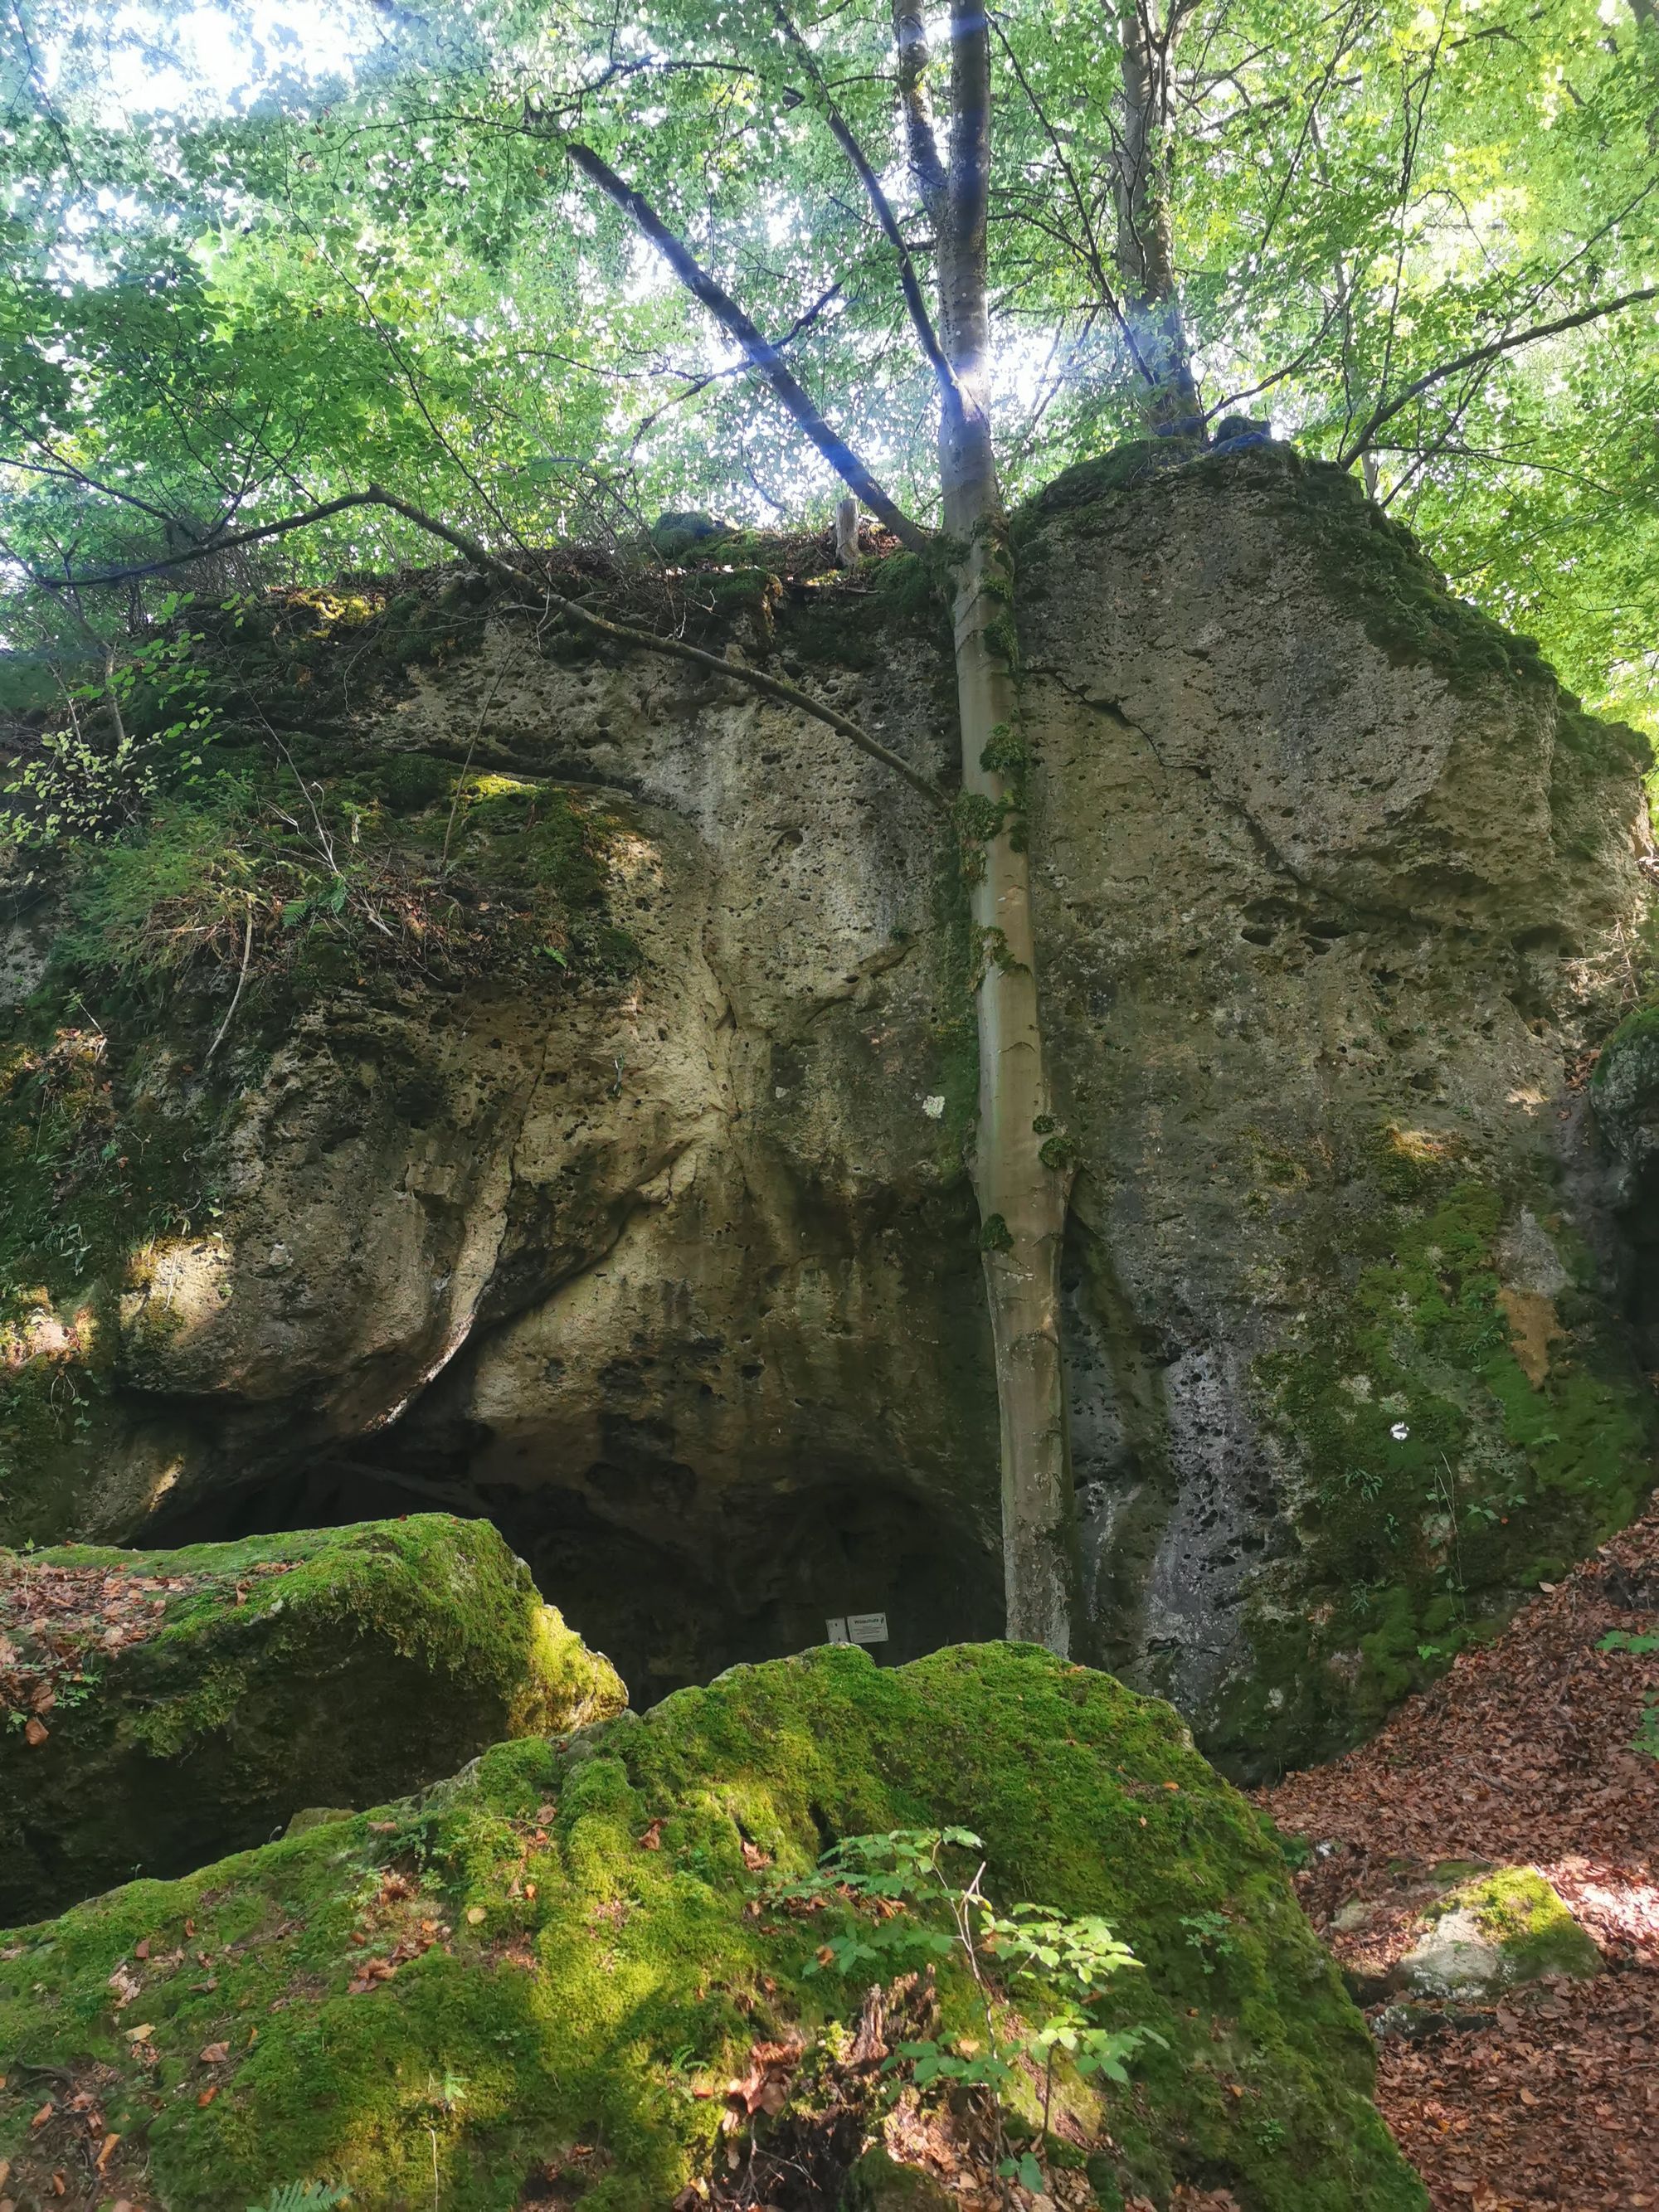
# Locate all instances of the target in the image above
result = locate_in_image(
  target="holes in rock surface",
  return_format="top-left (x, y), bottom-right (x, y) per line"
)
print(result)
top-left (139, 1451), bottom-right (1002, 1712)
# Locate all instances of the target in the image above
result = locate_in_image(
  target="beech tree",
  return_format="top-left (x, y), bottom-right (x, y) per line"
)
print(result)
top-left (2, 0), bottom-right (1655, 1650)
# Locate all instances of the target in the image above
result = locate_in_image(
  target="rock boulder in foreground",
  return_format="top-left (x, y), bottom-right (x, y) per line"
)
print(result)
top-left (0, 1642), bottom-right (1424, 2212)
top-left (0, 1513), bottom-right (625, 1922)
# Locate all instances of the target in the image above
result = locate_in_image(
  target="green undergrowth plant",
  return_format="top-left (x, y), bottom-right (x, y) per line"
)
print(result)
top-left (0, 591), bottom-right (222, 863)
top-left (56, 761), bottom-right (640, 1003)
top-left (0, 1642), bottom-right (1426, 2212)
top-left (776, 1826), bottom-right (1164, 2180)
top-left (1599, 1630), bottom-right (1659, 1758)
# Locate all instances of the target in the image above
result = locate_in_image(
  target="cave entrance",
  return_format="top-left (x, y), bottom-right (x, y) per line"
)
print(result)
top-left (140, 1455), bottom-right (1004, 1709)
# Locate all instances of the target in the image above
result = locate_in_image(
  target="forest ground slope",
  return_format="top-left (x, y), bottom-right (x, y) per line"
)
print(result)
top-left (1262, 1499), bottom-right (1659, 2208)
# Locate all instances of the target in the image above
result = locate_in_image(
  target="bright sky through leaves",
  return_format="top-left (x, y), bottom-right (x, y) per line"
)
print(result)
top-left (1, 0), bottom-right (1655, 726)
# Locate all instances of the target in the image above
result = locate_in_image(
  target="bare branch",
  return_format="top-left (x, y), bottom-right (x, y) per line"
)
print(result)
top-left (31, 484), bottom-right (949, 809)
top-left (563, 139), bottom-right (931, 552)
top-left (988, 12), bottom-right (1155, 389)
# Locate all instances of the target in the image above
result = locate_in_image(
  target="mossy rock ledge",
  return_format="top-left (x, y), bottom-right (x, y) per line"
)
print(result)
top-left (0, 1514), bottom-right (625, 1923)
top-left (0, 1642), bottom-right (1425, 2212)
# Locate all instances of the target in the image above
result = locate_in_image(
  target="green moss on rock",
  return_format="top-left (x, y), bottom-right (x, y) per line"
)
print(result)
top-left (0, 1641), bottom-right (1423, 2212)
top-left (1012, 439), bottom-right (1204, 542)
top-left (1231, 1174), bottom-right (1654, 1769)
top-left (1394, 1867), bottom-right (1601, 2000)
top-left (0, 1514), bottom-right (625, 1923)
top-left (1592, 1005), bottom-right (1659, 1172)
top-left (1438, 1867), bottom-right (1601, 1984)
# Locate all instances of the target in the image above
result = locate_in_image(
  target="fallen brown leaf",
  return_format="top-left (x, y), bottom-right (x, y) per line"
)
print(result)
top-left (1262, 1495), bottom-right (1659, 2212)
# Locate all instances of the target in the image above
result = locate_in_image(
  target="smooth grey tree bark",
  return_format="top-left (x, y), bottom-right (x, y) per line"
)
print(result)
top-left (896, 1), bottom-right (1078, 1652)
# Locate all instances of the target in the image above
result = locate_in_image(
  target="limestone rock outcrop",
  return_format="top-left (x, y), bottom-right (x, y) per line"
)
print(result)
top-left (2, 443), bottom-right (1651, 1767)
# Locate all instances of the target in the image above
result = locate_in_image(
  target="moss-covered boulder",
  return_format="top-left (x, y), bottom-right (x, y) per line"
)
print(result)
top-left (0, 1642), bottom-right (1424, 2212)
top-left (0, 1514), bottom-right (625, 1923)
top-left (1394, 1867), bottom-right (1601, 2001)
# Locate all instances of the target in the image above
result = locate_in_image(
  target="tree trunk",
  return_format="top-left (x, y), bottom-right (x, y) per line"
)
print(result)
top-left (949, 476), bottom-right (1077, 1653)
top-left (902, 0), bottom-right (1078, 1650)
top-left (834, 494), bottom-right (862, 570)
top-left (1108, 1), bottom-right (1203, 438)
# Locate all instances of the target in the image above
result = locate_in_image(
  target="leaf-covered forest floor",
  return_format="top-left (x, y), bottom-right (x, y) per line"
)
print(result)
top-left (1260, 1500), bottom-right (1659, 2210)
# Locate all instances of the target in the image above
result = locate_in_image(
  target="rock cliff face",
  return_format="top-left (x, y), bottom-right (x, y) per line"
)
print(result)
top-left (2, 443), bottom-right (1652, 1769)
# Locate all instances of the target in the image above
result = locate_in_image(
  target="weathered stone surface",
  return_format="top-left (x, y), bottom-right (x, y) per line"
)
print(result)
top-left (0, 1514), bottom-right (624, 1923)
top-left (2, 444), bottom-right (1651, 1764)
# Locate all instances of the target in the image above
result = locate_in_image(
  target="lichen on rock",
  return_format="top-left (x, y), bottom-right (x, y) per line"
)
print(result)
top-left (0, 1641), bottom-right (1425, 2212)
top-left (0, 1513), bottom-right (624, 1923)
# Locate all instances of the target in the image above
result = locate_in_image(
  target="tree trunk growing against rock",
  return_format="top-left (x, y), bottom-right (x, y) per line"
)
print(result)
top-left (898, 2), bottom-right (1078, 1650)
top-left (586, 7), bottom-right (1084, 1650)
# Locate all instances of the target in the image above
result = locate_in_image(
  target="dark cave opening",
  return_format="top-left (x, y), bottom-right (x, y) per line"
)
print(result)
top-left (141, 1451), bottom-right (1005, 1710)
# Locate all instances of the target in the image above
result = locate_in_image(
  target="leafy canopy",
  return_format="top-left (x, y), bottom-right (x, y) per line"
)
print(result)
top-left (1, 0), bottom-right (1655, 722)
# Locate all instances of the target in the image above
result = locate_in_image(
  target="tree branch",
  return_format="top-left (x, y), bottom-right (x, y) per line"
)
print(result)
top-left (1340, 284), bottom-right (1659, 466)
top-left (988, 11), bottom-right (1155, 390)
top-left (771, 2), bottom-right (959, 408)
top-left (893, 4), bottom-right (949, 226)
top-left (30, 485), bottom-right (950, 809)
top-left (562, 139), bottom-right (932, 553)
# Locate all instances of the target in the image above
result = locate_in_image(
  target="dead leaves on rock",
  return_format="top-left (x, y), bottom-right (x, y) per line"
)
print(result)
top-left (0, 1553), bottom-right (299, 1741)
top-left (345, 1869), bottom-right (450, 1996)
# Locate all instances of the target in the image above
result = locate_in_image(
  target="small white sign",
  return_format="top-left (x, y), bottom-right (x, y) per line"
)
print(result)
top-left (846, 1612), bottom-right (889, 1646)
top-left (825, 1617), bottom-right (850, 1644)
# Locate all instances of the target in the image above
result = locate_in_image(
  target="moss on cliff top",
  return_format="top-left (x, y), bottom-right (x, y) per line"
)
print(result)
top-left (0, 1641), bottom-right (1421, 2212)
top-left (0, 1514), bottom-right (625, 1924)
top-left (1011, 438), bottom-right (1647, 766)
top-left (1012, 437), bottom-right (1204, 536)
